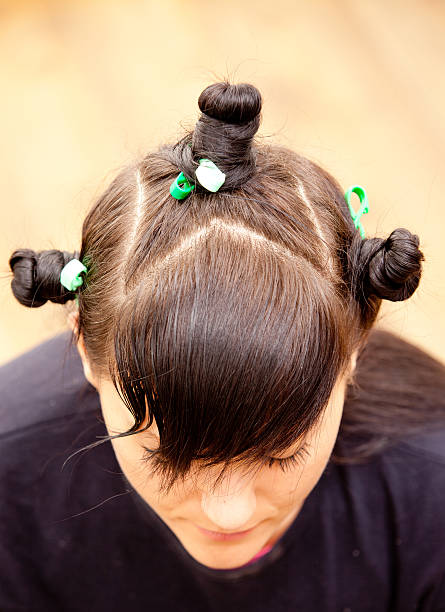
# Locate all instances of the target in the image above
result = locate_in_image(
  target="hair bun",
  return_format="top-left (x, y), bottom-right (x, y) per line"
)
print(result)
top-left (198, 81), bottom-right (262, 125)
top-left (183, 81), bottom-right (263, 191)
top-left (353, 228), bottom-right (424, 302)
top-left (9, 248), bottom-right (78, 308)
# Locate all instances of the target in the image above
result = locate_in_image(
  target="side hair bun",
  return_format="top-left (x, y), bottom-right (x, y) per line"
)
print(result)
top-left (9, 248), bottom-right (78, 308)
top-left (349, 228), bottom-right (424, 302)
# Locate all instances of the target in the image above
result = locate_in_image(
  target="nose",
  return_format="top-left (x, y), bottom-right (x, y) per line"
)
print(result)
top-left (200, 467), bottom-right (257, 531)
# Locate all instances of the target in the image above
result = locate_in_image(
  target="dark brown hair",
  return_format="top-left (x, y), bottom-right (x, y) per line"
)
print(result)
top-left (10, 80), bottom-right (436, 494)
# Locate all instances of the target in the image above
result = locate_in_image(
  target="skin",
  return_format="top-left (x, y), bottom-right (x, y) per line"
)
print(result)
top-left (69, 312), bottom-right (357, 570)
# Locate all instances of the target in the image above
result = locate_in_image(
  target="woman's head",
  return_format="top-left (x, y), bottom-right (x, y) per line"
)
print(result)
top-left (9, 81), bottom-right (424, 568)
top-left (79, 346), bottom-right (352, 569)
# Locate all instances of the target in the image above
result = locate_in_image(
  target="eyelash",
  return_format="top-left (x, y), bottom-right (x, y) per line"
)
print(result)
top-left (141, 446), bottom-right (157, 463)
top-left (141, 444), bottom-right (310, 473)
top-left (267, 444), bottom-right (310, 472)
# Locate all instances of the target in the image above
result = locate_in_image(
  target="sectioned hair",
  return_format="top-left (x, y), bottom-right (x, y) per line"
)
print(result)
top-left (10, 80), bottom-right (438, 494)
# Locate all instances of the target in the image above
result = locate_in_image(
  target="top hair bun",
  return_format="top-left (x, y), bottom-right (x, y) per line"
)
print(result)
top-left (198, 82), bottom-right (262, 125)
top-left (187, 81), bottom-right (263, 190)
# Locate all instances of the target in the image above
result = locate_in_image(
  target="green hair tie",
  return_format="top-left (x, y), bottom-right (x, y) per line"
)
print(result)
top-left (170, 171), bottom-right (195, 200)
top-left (170, 158), bottom-right (225, 201)
top-left (344, 185), bottom-right (369, 239)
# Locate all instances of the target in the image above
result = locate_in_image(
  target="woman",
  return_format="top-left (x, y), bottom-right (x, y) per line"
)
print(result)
top-left (2, 81), bottom-right (445, 611)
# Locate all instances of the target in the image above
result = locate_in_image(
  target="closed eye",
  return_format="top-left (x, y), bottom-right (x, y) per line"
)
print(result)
top-left (267, 443), bottom-right (310, 472)
top-left (140, 442), bottom-right (311, 473)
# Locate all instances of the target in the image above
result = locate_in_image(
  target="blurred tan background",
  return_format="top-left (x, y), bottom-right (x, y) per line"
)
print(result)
top-left (0, 0), bottom-right (444, 366)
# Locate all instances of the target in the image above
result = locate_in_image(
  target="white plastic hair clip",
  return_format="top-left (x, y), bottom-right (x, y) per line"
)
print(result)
top-left (195, 158), bottom-right (226, 192)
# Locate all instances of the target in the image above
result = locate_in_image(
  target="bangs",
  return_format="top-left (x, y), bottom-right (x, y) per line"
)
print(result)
top-left (109, 234), bottom-right (352, 494)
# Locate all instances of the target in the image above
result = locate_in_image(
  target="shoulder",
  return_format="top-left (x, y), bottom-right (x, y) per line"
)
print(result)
top-left (337, 329), bottom-right (445, 560)
top-left (0, 331), bottom-right (96, 436)
top-left (378, 429), bottom-right (445, 569)
top-left (400, 427), bottom-right (445, 463)
top-left (380, 427), bottom-right (445, 499)
top-left (327, 432), bottom-right (445, 607)
top-left (385, 427), bottom-right (445, 526)
top-left (0, 331), bottom-right (104, 520)
top-left (0, 336), bottom-right (116, 607)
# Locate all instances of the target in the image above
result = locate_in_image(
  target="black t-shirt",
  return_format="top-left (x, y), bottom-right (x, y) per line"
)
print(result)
top-left (1, 332), bottom-right (445, 612)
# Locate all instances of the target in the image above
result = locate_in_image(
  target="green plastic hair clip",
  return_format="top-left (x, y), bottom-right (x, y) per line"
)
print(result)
top-left (344, 185), bottom-right (369, 239)
top-left (60, 258), bottom-right (87, 291)
top-left (170, 171), bottom-right (195, 200)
